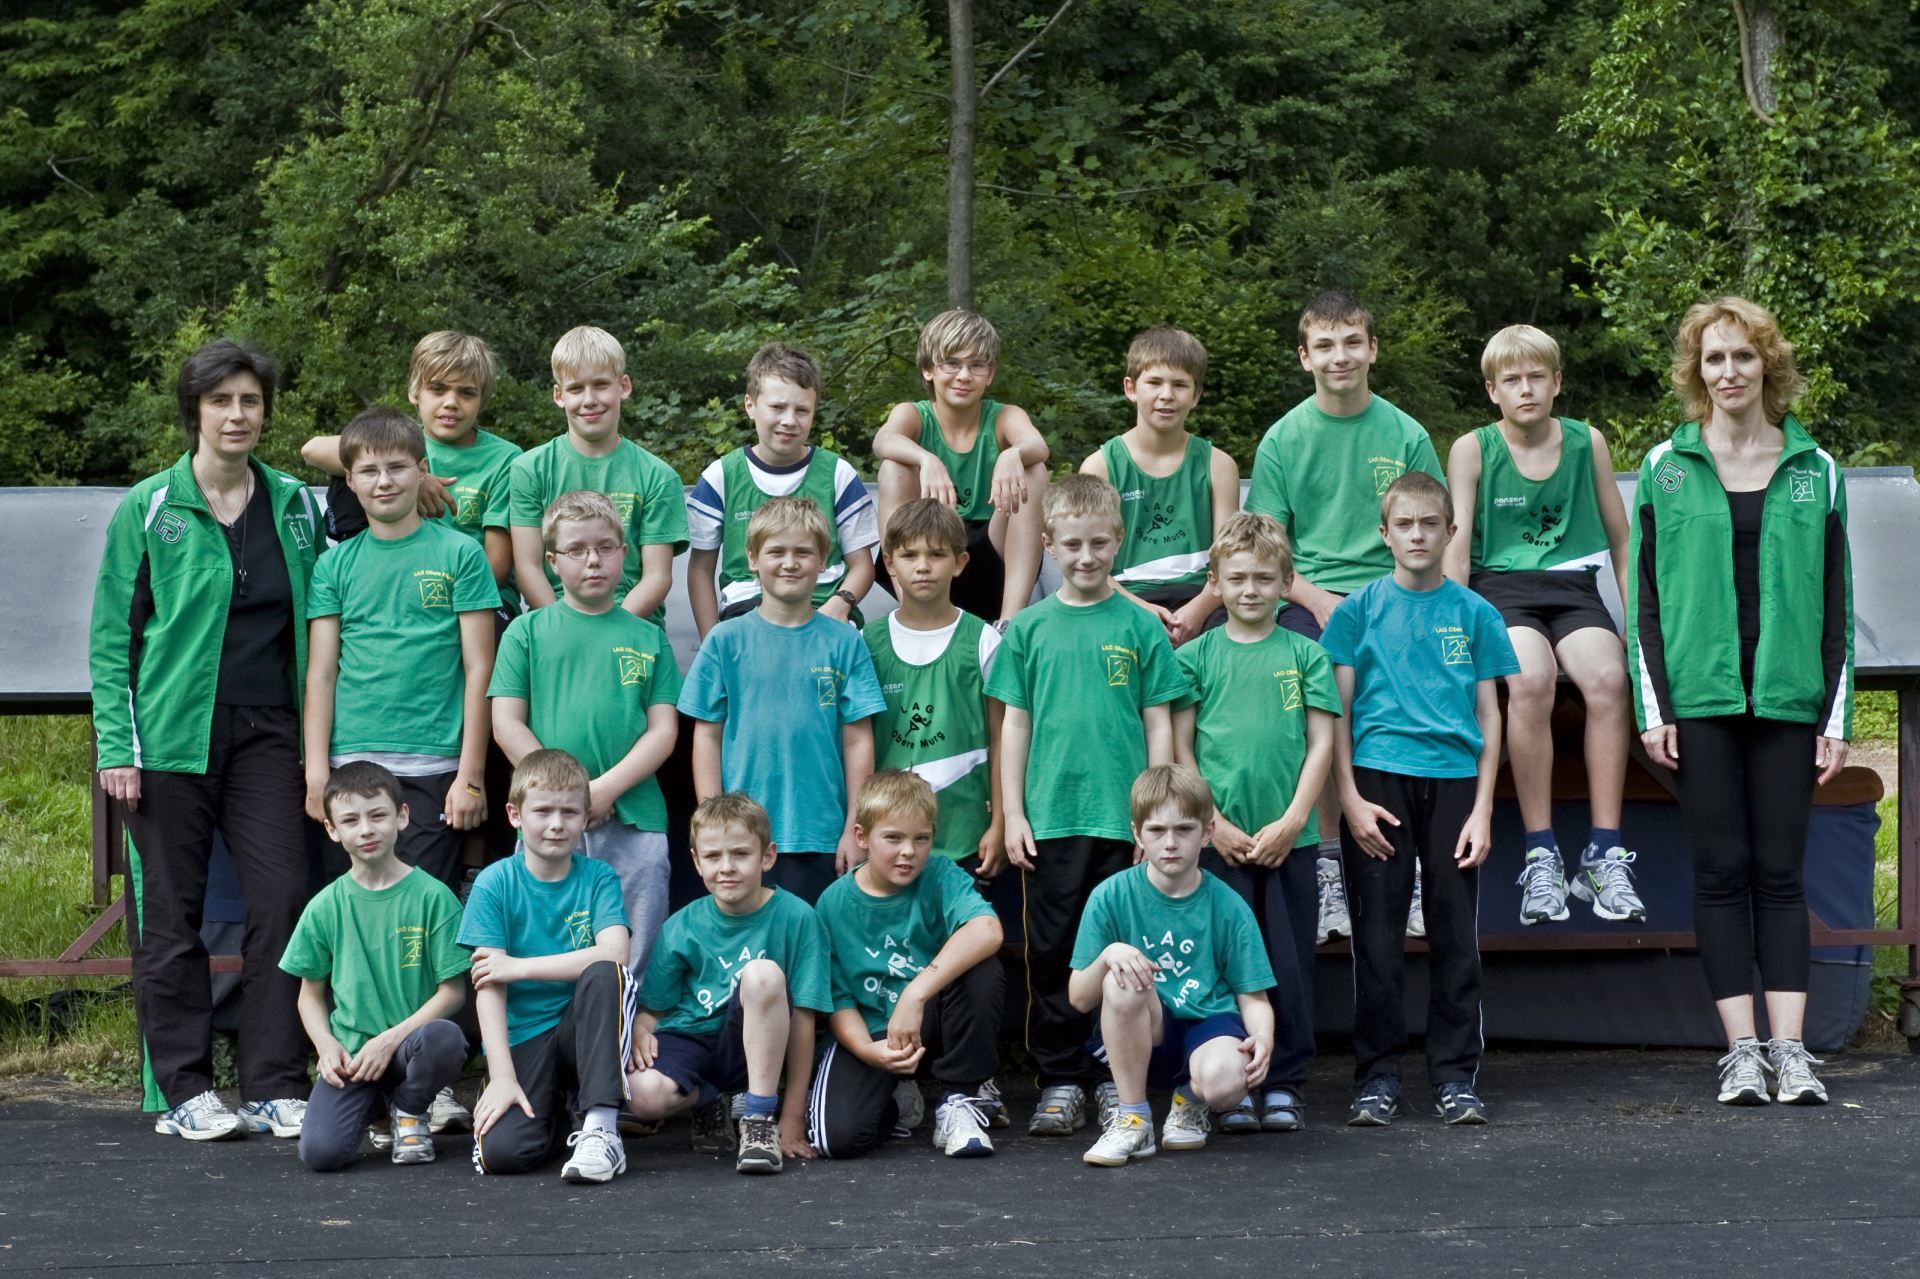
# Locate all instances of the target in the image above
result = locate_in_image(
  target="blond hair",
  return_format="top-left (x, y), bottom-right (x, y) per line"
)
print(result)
top-left (508, 748), bottom-right (591, 808)
top-left (1126, 325), bottom-right (1208, 389)
top-left (917, 309), bottom-right (1001, 372)
top-left (1298, 289), bottom-right (1373, 346)
top-left (1480, 324), bottom-right (1562, 381)
top-left (551, 325), bottom-right (626, 381)
top-left (409, 331), bottom-right (498, 404)
top-left (540, 490), bottom-right (624, 554)
top-left (1208, 511), bottom-right (1293, 582)
top-left (690, 792), bottom-right (772, 852)
top-left (745, 495), bottom-right (832, 558)
top-left (1043, 473), bottom-right (1123, 540)
top-left (744, 342), bottom-right (821, 399)
top-left (1380, 470), bottom-right (1453, 524)
top-left (883, 498), bottom-right (968, 557)
top-left (1129, 764), bottom-right (1215, 827)
top-left (854, 769), bottom-right (939, 835)
top-left (1671, 295), bottom-right (1805, 426)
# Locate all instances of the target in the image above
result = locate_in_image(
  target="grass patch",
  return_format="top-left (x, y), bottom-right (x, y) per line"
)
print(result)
top-left (1856, 689), bottom-right (1898, 742)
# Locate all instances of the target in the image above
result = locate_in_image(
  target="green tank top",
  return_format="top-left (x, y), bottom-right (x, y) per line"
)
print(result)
top-left (915, 400), bottom-right (1002, 522)
top-left (1102, 434), bottom-right (1213, 589)
top-left (718, 447), bottom-right (847, 605)
top-left (1470, 419), bottom-right (1610, 573)
top-left (863, 610), bottom-right (992, 861)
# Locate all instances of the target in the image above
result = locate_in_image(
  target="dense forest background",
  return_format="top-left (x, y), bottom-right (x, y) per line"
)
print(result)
top-left (6, 0), bottom-right (1920, 487)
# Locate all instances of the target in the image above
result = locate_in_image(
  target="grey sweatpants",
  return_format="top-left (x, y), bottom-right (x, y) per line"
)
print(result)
top-left (577, 824), bottom-right (670, 978)
top-left (299, 1019), bottom-right (467, 1171)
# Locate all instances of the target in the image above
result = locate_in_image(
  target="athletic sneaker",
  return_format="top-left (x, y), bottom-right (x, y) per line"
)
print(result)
top-left (1407, 862), bottom-right (1426, 939)
top-left (1093, 1079), bottom-right (1121, 1131)
top-left (892, 1079), bottom-right (926, 1132)
top-left (691, 1095), bottom-right (737, 1153)
top-left (1161, 1091), bottom-right (1211, 1151)
top-left (1215, 1095), bottom-right (1260, 1134)
top-left (153, 1090), bottom-right (243, 1141)
top-left (1717, 1039), bottom-right (1771, 1105)
top-left (1260, 1088), bottom-right (1304, 1132)
top-left (427, 1085), bottom-right (471, 1134)
top-left (975, 1077), bottom-right (1011, 1129)
top-left (1768, 1038), bottom-right (1829, 1104)
top-left (1432, 1081), bottom-right (1489, 1125)
top-left (932, 1094), bottom-right (995, 1157)
top-left (1569, 847), bottom-right (1646, 922)
top-left (1516, 849), bottom-right (1571, 925)
top-left (560, 1127), bottom-right (626, 1183)
top-left (735, 1115), bottom-right (783, 1174)
top-left (1347, 1077), bottom-right (1402, 1127)
top-left (390, 1108), bottom-right (435, 1164)
top-left (1081, 1110), bottom-right (1156, 1166)
top-left (1315, 856), bottom-right (1350, 944)
top-left (368, 1118), bottom-right (393, 1152)
top-left (1027, 1083), bottom-right (1087, 1136)
top-left (236, 1097), bottom-right (306, 1138)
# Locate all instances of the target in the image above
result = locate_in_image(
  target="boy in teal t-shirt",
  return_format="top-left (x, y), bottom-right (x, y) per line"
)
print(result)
top-left (491, 490), bottom-right (683, 974)
top-left (1081, 325), bottom-right (1241, 645)
top-left (459, 751), bottom-right (635, 1183)
top-left (305, 408), bottom-right (499, 891)
top-left (626, 793), bottom-right (833, 1175)
top-left (678, 497), bottom-right (889, 906)
top-left (1069, 766), bottom-right (1275, 1166)
top-left (810, 772), bottom-right (1005, 1160)
top-left (284, 762), bottom-right (471, 1170)
top-left (1173, 512), bottom-right (1338, 1135)
top-left (1322, 473), bottom-right (1516, 1130)
top-left (983, 474), bottom-right (1190, 1137)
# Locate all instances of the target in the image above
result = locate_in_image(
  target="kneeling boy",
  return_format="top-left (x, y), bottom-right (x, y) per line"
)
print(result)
top-left (626, 793), bottom-right (833, 1175)
top-left (1070, 765), bottom-right (1275, 1166)
top-left (811, 771), bottom-right (1006, 1159)
top-left (284, 762), bottom-right (471, 1171)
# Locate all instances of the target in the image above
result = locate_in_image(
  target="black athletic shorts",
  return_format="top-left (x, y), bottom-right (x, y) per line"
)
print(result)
top-left (1469, 569), bottom-right (1617, 645)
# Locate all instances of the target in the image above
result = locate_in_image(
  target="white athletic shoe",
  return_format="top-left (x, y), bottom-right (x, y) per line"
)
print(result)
top-left (236, 1097), bottom-right (306, 1138)
top-left (154, 1090), bottom-right (243, 1142)
top-left (561, 1127), bottom-right (627, 1183)
top-left (1768, 1039), bottom-right (1829, 1104)
top-left (1315, 856), bottom-right (1350, 944)
top-left (427, 1085), bottom-right (471, 1134)
top-left (932, 1093), bottom-right (995, 1157)
top-left (1161, 1091), bottom-right (1212, 1152)
top-left (1082, 1109), bottom-right (1156, 1166)
top-left (1406, 862), bottom-right (1426, 940)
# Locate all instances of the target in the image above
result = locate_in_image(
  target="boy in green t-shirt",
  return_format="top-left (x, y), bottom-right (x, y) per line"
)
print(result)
top-left (1081, 325), bottom-right (1241, 645)
top-left (983, 475), bottom-right (1191, 1137)
top-left (872, 308), bottom-right (1051, 624)
top-left (491, 490), bottom-right (683, 974)
top-left (284, 762), bottom-right (471, 1171)
top-left (626, 793), bottom-right (833, 1175)
top-left (864, 499), bottom-right (1004, 877)
top-left (508, 326), bottom-right (689, 625)
top-left (1070, 765), bottom-right (1276, 1166)
top-left (686, 343), bottom-right (878, 637)
top-left (811, 771), bottom-right (1005, 1160)
top-left (1173, 513), bottom-right (1338, 1135)
top-left (304, 408), bottom-right (498, 891)
top-left (1443, 325), bottom-right (1641, 926)
top-left (460, 750), bottom-right (635, 1182)
top-left (1245, 290), bottom-right (1445, 949)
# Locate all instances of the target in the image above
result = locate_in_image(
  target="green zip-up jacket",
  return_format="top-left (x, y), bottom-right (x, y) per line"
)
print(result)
top-left (89, 453), bottom-right (323, 772)
top-left (1626, 416), bottom-right (1852, 737)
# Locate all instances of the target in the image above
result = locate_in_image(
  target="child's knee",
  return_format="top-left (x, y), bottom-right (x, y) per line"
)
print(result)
top-left (1575, 656), bottom-right (1628, 705)
top-left (298, 1128), bottom-right (360, 1173)
top-left (1188, 1046), bottom-right (1249, 1108)
top-left (1507, 663), bottom-right (1557, 708)
top-left (1101, 970), bottom-right (1152, 1013)
top-left (626, 1070), bottom-right (685, 1119)
top-left (737, 958), bottom-right (788, 1006)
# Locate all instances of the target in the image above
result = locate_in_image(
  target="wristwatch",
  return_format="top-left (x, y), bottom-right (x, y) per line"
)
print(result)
top-left (832, 588), bottom-right (859, 610)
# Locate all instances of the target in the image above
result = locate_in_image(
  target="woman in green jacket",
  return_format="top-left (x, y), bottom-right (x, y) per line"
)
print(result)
top-left (1626, 296), bottom-right (1852, 1108)
top-left (90, 340), bottom-right (323, 1142)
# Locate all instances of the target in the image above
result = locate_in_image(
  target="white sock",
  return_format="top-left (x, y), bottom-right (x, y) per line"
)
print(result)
top-left (584, 1105), bottom-right (618, 1135)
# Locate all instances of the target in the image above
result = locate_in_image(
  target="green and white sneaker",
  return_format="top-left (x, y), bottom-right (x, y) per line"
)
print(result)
top-left (1570, 847), bottom-right (1646, 922)
top-left (1082, 1109), bottom-right (1156, 1166)
top-left (154, 1090), bottom-right (243, 1142)
top-left (236, 1098), bottom-right (306, 1138)
top-left (1161, 1091), bottom-right (1212, 1151)
top-left (1768, 1038), bottom-right (1829, 1104)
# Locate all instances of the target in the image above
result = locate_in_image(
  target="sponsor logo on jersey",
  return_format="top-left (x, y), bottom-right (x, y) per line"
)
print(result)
top-left (416, 569), bottom-right (453, 608)
top-left (1102, 644), bottom-right (1138, 687)
top-left (616, 647), bottom-right (654, 687)
top-left (157, 512), bottom-right (188, 544)
top-left (1654, 458), bottom-right (1686, 492)
top-left (1788, 470), bottom-right (1817, 503)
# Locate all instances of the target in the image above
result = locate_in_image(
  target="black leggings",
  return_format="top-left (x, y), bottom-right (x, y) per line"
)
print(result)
top-left (1673, 715), bottom-right (1816, 1000)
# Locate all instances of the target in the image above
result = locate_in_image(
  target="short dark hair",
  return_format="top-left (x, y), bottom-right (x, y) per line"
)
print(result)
top-left (176, 340), bottom-right (276, 452)
top-left (745, 342), bottom-right (822, 399)
top-left (883, 498), bottom-right (968, 557)
top-left (1380, 470), bottom-right (1453, 524)
top-left (340, 406), bottom-right (426, 469)
top-left (1297, 290), bottom-right (1374, 346)
top-left (322, 760), bottom-right (404, 821)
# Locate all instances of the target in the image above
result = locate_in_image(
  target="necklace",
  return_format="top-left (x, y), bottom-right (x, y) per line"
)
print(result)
top-left (195, 466), bottom-right (255, 596)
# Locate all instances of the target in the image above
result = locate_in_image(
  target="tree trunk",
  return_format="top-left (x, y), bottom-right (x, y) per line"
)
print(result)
top-left (1734, 0), bottom-right (1780, 124)
top-left (947, 0), bottom-right (976, 311)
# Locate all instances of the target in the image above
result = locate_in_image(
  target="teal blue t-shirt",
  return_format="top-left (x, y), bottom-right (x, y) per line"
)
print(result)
top-left (677, 611), bottom-right (889, 854)
top-left (815, 856), bottom-right (995, 1037)
top-left (456, 851), bottom-right (629, 1046)
top-left (636, 889), bottom-right (834, 1038)
top-left (1069, 865), bottom-right (1274, 1019)
top-left (1319, 576), bottom-right (1519, 779)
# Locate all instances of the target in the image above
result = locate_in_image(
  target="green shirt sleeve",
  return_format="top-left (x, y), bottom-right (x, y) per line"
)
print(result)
top-left (1300, 640), bottom-right (1341, 714)
top-left (982, 624), bottom-right (1031, 709)
top-left (637, 454), bottom-right (691, 552)
top-left (1408, 426), bottom-right (1443, 481)
top-left (935, 858), bottom-right (993, 936)
top-left (307, 548), bottom-right (343, 619)
top-left (277, 897), bottom-right (332, 981)
top-left (487, 614), bottom-right (531, 700)
top-left (1069, 879), bottom-right (1116, 972)
top-left (647, 636), bottom-right (684, 708)
top-left (87, 491), bottom-right (147, 769)
top-left (589, 860), bottom-right (630, 935)
top-left (427, 883), bottom-right (472, 984)
top-left (1220, 887), bottom-right (1276, 993)
top-left (507, 451), bottom-right (545, 528)
top-left (1173, 639), bottom-right (1206, 712)
top-left (1244, 428), bottom-right (1291, 527)
top-left (1137, 622), bottom-right (1192, 708)
top-left (789, 901), bottom-right (836, 1015)
top-left (452, 537), bottom-right (497, 612)
top-left (635, 918), bottom-right (687, 1013)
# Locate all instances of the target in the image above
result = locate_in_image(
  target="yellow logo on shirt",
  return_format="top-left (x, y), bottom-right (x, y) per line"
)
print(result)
top-left (416, 569), bottom-right (453, 608)
top-left (608, 492), bottom-right (639, 524)
top-left (397, 924), bottom-right (425, 970)
top-left (1370, 457), bottom-right (1407, 496)
top-left (566, 908), bottom-right (595, 949)
top-left (1276, 672), bottom-right (1303, 710)
top-left (616, 647), bottom-right (653, 687)
top-left (1440, 628), bottom-right (1472, 665)
top-left (814, 665), bottom-right (844, 707)
top-left (1102, 644), bottom-right (1138, 688)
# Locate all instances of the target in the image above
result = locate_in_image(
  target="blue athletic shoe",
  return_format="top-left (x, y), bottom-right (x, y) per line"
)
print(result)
top-left (1432, 1081), bottom-right (1489, 1125)
top-left (1347, 1077), bottom-right (1402, 1127)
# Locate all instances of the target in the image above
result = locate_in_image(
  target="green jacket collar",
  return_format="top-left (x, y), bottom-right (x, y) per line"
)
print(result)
top-left (163, 451), bottom-right (302, 518)
top-left (1669, 414), bottom-right (1819, 469)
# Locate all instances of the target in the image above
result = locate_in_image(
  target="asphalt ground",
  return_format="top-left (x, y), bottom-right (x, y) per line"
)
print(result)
top-left (3, 1047), bottom-right (1917, 1277)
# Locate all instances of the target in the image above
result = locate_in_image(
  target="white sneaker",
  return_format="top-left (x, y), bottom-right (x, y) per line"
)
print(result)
top-left (154, 1090), bottom-right (243, 1141)
top-left (236, 1097), bottom-right (306, 1138)
top-left (893, 1079), bottom-right (926, 1131)
top-left (561, 1127), bottom-right (627, 1183)
top-left (1406, 862), bottom-right (1426, 940)
top-left (1768, 1038), bottom-right (1829, 1104)
top-left (1082, 1109), bottom-right (1157, 1166)
top-left (931, 1093), bottom-right (995, 1157)
top-left (1161, 1091), bottom-right (1211, 1151)
top-left (1315, 856), bottom-right (1350, 943)
top-left (427, 1085), bottom-right (471, 1134)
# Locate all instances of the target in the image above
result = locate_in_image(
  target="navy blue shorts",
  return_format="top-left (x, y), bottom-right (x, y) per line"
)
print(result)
top-left (647, 994), bottom-right (753, 1109)
top-left (1095, 1002), bottom-right (1248, 1090)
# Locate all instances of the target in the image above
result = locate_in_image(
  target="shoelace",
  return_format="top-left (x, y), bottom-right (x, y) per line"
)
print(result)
top-left (942, 1095), bottom-right (990, 1132)
top-left (1516, 855), bottom-right (1562, 902)
top-left (178, 1090), bottom-right (226, 1121)
top-left (1767, 1039), bottom-right (1825, 1076)
top-left (1589, 851), bottom-right (1639, 895)
top-left (566, 1127), bottom-right (617, 1157)
top-left (1716, 1040), bottom-right (1767, 1078)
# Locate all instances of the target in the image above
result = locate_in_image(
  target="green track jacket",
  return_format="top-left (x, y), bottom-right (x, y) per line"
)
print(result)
top-left (1625, 416), bottom-right (1853, 737)
top-left (89, 453), bottom-right (322, 772)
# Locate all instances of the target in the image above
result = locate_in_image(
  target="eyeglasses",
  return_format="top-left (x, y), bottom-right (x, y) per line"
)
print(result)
top-left (934, 359), bottom-right (995, 376)
top-left (553, 543), bottom-right (625, 562)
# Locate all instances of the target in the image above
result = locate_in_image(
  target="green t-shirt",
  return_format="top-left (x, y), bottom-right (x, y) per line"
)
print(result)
top-left (636, 889), bottom-right (834, 1039)
top-left (1175, 627), bottom-right (1341, 845)
top-left (279, 867), bottom-right (471, 1055)
top-left (915, 399), bottom-right (1002, 522)
top-left (456, 851), bottom-right (629, 1046)
top-left (507, 434), bottom-right (689, 622)
top-left (864, 610), bottom-right (997, 861)
top-left (1245, 394), bottom-right (1443, 594)
top-left (983, 593), bottom-right (1191, 841)
top-left (816, 855), bottom-right (994, 1037)
top-left (307, 520), bottom-right (498, 757)
top-left (488, 602), bottom-right (684, 832)
top-left (1102, 434), bottom-right (1215, 590)
top-left (1070, 865), bottom-right (1275, 1019)
top-left (1469, 419), bottom-right (1612, 573)
top-left (427, 427), bottom-right (522, 608)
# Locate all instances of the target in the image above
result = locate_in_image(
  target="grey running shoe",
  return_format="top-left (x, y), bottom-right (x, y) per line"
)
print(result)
top-left (561, 1127), bottom-right (626, 1183)
top-left (1517, 849), bottom-right (1571, 925)
top-left (1406, 862), bottom-right (1426, 940)
top-left (1093, 1079), bottom-right (1121, 1131)
top-left (1569, 847), bottom-right (1646, 922)
top-left (1315, 856), bottom-right (1350, 944)
top-left (1347, 1076), bottom-right (1402, 1127)
top-left (1717, 1039), bottom-right (1771, 1105)
top-left (1082, 1109), bottom-right (1156, 1166)
top-left (975, 1077), bottom-right (1011, 1129)
top-left (389, 1108), bottom-right (435, 1164)
top-left (1432, 1081), bottom-right (1489, 1125)
top-left (691, 1095), bottom-right (737, 1153)
top-left (735, 1115), bottom-right (783, 1174)
top-left (1027, 1083), bottom-right (1087, 1136)
top-left (1215, 1095), bottom-right (1261, 1134)
top-left (1768, 1039), bottom-right (1829, 1104)
top-left (427, 1085), bottom-right (471, 1134)
top-left (1161, 1091), bottom-right (1212, 1151)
